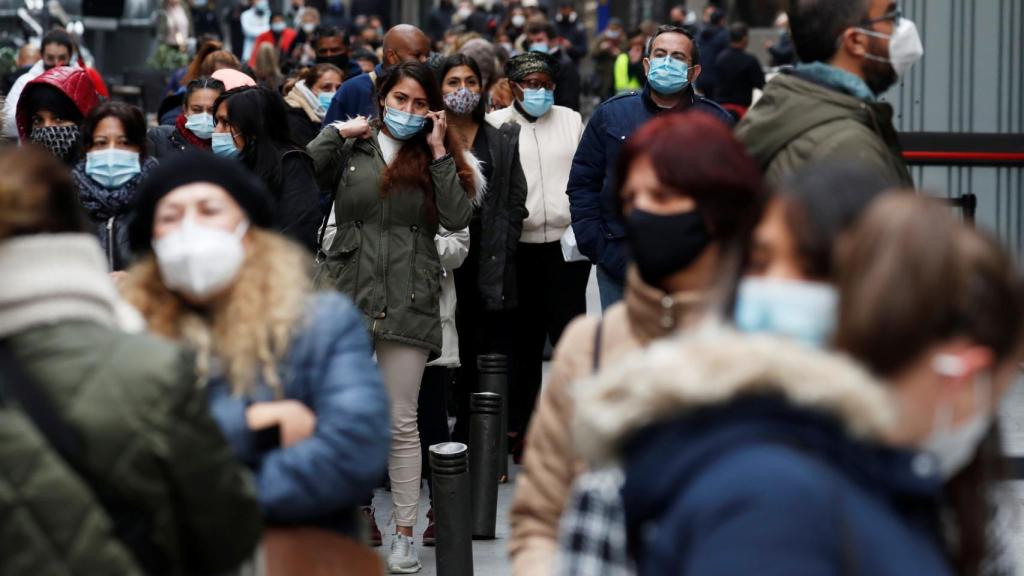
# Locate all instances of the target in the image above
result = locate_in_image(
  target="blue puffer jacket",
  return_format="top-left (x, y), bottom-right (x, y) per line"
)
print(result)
top-left (207, 292), bottom-right (390, 525)
top-left (566, 84), bottom-right (733, 282)
top-left (571, 330), bottom-right (954, 576)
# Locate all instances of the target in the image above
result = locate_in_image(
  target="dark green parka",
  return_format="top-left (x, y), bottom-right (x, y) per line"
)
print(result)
top-left (309, 126), bottom-right (474, 355)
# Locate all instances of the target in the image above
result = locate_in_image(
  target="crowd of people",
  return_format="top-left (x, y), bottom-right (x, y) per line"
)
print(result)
top-left (0, 1), bottom-right (1021, 576)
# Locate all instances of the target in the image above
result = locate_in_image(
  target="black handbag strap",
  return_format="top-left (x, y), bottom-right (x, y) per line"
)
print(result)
top-left (0, 342), bottom-right (163, 574)
top-left (592, 317), bottom-right (604, 373)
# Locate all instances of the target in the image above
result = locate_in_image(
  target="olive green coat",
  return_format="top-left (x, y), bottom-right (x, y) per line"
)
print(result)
top-left (308, 127), bottom-right (474, 355)
top-left (736, 72), bottom-right (913, 188)
top-left (2, 323), bottom-right (263, 575)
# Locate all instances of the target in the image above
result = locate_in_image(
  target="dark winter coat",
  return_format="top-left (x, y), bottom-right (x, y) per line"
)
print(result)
top-left (476, 121), bottom-right (529, 310)
top-left (206, 293), bottom-right (390, 526)
top-left (552, 47), bottom-right (582, 111)
top-left (286, 104), bottom-right (322, 147)
top-left (572, 329), bottom-right (953, 576)
top-left (308, 127), bottom-right (474, 354)
top-left (566, 84), bottom-right (732, 282)
top-left (255, 147), bottom-right (322, 251)
top-left (72, 157), bottom-right (158, 271)
top-left (147, 123), bottom-right (204, 160)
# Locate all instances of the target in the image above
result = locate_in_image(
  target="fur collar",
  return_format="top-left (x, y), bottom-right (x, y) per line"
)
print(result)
top-left (573, 325), bottom-right (897, 466)
top-left (463, 148), bottom-right (487, 208)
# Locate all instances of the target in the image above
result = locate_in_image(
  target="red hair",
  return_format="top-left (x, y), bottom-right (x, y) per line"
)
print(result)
top-left (614, 111), bottom-right (766, 249)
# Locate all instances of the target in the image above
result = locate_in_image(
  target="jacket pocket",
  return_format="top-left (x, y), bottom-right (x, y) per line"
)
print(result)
top-left (406, 227), bottom-right (441, 316)
top-left (317, 221), bottom-right (362, 296)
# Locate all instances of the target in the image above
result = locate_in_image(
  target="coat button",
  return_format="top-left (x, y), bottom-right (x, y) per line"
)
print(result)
top-left (350, 166), bottom-right (356, 171)
top-left (411, 225), bottom-right (419, 232)
top-left (355, 220), bottom-right (363, 227)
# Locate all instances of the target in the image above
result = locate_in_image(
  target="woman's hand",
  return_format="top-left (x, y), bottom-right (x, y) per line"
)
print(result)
top-left (246, 400), bottom-right (318, 447)
top-left (425, 110), bottom-right (448, 160)
top-left (332, 116), bottom-right (372, 140)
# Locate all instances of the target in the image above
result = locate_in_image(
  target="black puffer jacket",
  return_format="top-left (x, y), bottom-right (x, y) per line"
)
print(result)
top-left (477, 121), bottom-right (529, 310)
top-left (72, 156), bottom-right (159, 271)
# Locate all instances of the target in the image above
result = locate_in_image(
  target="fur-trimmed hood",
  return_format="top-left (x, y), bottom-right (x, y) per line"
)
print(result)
top-left (572, 326), bottom-right (898, 466)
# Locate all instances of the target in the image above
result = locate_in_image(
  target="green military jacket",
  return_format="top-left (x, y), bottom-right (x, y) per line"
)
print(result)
top-left (308, 126), bottom-right (473, 355)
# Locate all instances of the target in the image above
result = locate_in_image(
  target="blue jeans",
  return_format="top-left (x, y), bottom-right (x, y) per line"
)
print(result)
top-left (596, 266), bottom-right (625, 310)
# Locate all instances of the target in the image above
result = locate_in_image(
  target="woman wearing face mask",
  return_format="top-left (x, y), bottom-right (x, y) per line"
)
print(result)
top-left (248, 11), bottom-right (297, 68)
top-left (308, 60), bottom-right (475, 573)
top-left (71, 102), bottom-right (158, 273)
top-left (485, 51), bottom-right (589, 458)
top-left (438, 53), bottom-right (529, 443)
top-left (509, 111), bottom-right (765, 576)
top-left (284, 63), bottom-right (343, 146)
top-left (148, 77), bottom-right (226, 159)
top-left (737, 163), bottom-right (894, 347)
top-left (122, 151), bottom-right (390, 538)
top-left (16, 66), bottom-right (99, 167)
top-left (563, 194), bottom-right (1024, 576)
top-left (212, 85), bottom-right (321, 250)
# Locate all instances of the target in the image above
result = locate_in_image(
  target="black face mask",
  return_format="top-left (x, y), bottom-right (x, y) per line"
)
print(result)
top-left (626, 208), bottom-right (711, 287)
top-left (30, 125), bottom-right (82, 165)
top-left (316, 54), bottom-right (349, 70)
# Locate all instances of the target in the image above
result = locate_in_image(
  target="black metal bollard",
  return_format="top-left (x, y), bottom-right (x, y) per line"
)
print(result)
top-left (469, 392), bottom-right (502, 539)
top-left (477, 354), bottom-right (509, 480)
top-left (429, 442), bottom-right (473, 576)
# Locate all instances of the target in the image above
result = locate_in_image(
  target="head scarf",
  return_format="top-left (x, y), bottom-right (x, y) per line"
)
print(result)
top-left (504, 51), bottom-right (559, 83)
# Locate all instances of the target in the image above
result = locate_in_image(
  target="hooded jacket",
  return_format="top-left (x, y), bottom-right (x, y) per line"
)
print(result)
top-left (508, 268), bottom-right (705, 576)
top-left (572, 329), bottom-right (952, 576)
top-left (15, 66), bottom-right (99, 142)
top-left (736, 70), bottom-right (913, 188)
top-left (308, 126), bottom-right (475, 355)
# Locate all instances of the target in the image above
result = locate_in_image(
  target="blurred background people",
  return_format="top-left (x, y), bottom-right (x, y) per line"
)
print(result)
top-left (72, 102), bottom-right (158, 272)
top-left (123, 151), bottom-right (390, 540)
top-left (249, 11), bottom-right (297, 68)
top-left (240, 0), bottom-right (271, 62)
top-left (712, 22), bottom-right (765, 120)
top-left (4, 29), bottom-right (75, 139)
top-left (524, 21), bottom-right (579, 110)
top-left (158, 0), bottom-right (194, 51)
top-left (0, 146), bottom-right (262, 575)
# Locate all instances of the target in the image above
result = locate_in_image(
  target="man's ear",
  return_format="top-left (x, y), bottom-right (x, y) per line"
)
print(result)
top-left (839, 28), bottom-right (870, 59)
top-left (642, 57), bottom-right (651, 77)
top-left (689, 63), bottom-right (702, 84)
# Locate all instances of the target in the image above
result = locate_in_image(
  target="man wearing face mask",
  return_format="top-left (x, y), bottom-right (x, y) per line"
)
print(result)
top-left (310, 26), bottom-right (362, 79)
top-left (3, 29), bottom-right (76, 140)
top-left (239, 0), bottom-right (271, 62)
top-left (567, 25), bottom-right (732, 310)
top-left (736, 0), bottom-right (920, 188)
top-left (322, 24), bottom-right (431, 125)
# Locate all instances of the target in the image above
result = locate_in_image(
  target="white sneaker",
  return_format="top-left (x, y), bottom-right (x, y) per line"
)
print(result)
top-left (388, 533), bottom-right (421, 574)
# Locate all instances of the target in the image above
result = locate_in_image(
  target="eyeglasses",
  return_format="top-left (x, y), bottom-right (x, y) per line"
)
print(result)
top-left (861, 8), bottom-right (902, 28)
top-left (516, 79), bottom-right (555, 91)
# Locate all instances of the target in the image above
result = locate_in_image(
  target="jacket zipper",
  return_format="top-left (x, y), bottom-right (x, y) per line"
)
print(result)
top-left (408, 225), bottom-right (419, 304)
top-left (530, 125), bottom-right (549, 241)
top-left (106, 216), bottom-right (115, 269)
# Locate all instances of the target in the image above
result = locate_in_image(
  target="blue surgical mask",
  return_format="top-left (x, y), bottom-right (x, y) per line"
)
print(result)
top-left (519, 87), bottom-right (554, 117)
top-left (529, 42), bottom-right (550, 54)
top-left (383, 106), bottom-right (427, 141)
top-left (212, 131), bottom-right (242, 158)
top-left (184, 112), bottom-right (215, 140)
top-left (317, 91), bottom-right (336, 111)
top-left (271, 21), bottom-right (286, 33)
top-left (85, 148), bottom-right (141, 189)
top-left (647, 56), bottom-right (689, 95)
top-left (734, 277), bottom-right (838, 348)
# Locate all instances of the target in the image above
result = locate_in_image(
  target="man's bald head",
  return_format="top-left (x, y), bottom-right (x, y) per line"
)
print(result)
top-left (382, 25), bottom-right (431, 67)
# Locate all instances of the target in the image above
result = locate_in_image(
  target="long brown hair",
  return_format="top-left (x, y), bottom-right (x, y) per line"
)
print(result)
top-left (182, 39), bottom-right (224, 85)
top-left (375, 61), bottom-right (475, 222)
top-left (0, 146), bottom-right (87, 239)
top-left (836, 194), bottom-right (1024, 576)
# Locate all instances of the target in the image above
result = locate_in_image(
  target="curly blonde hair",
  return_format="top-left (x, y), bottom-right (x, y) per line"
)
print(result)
top-left (122, 229), bottom-right (311, 396)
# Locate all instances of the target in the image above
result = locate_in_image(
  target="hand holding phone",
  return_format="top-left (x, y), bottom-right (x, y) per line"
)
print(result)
top-left (425, 110), bottom-right (448, 160)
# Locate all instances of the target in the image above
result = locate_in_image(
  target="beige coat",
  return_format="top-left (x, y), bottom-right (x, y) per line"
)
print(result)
top-left (508, 269), bottom-right (706, 576)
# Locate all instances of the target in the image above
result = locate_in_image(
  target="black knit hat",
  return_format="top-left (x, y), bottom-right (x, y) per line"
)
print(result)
top-left (129, 151), bottom-right (275, 253)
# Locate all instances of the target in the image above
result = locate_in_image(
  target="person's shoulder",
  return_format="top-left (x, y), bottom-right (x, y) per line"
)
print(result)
top-left (596, 90), bottom-right (644, 116)
top-left (339, 72), bottom-right (373, 93)
top-left (550, 105), bottom-right (583, 123)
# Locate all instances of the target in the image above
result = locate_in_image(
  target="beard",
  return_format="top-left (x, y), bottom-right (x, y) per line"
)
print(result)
top-left (863, 35), bottom-right (897, 95)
